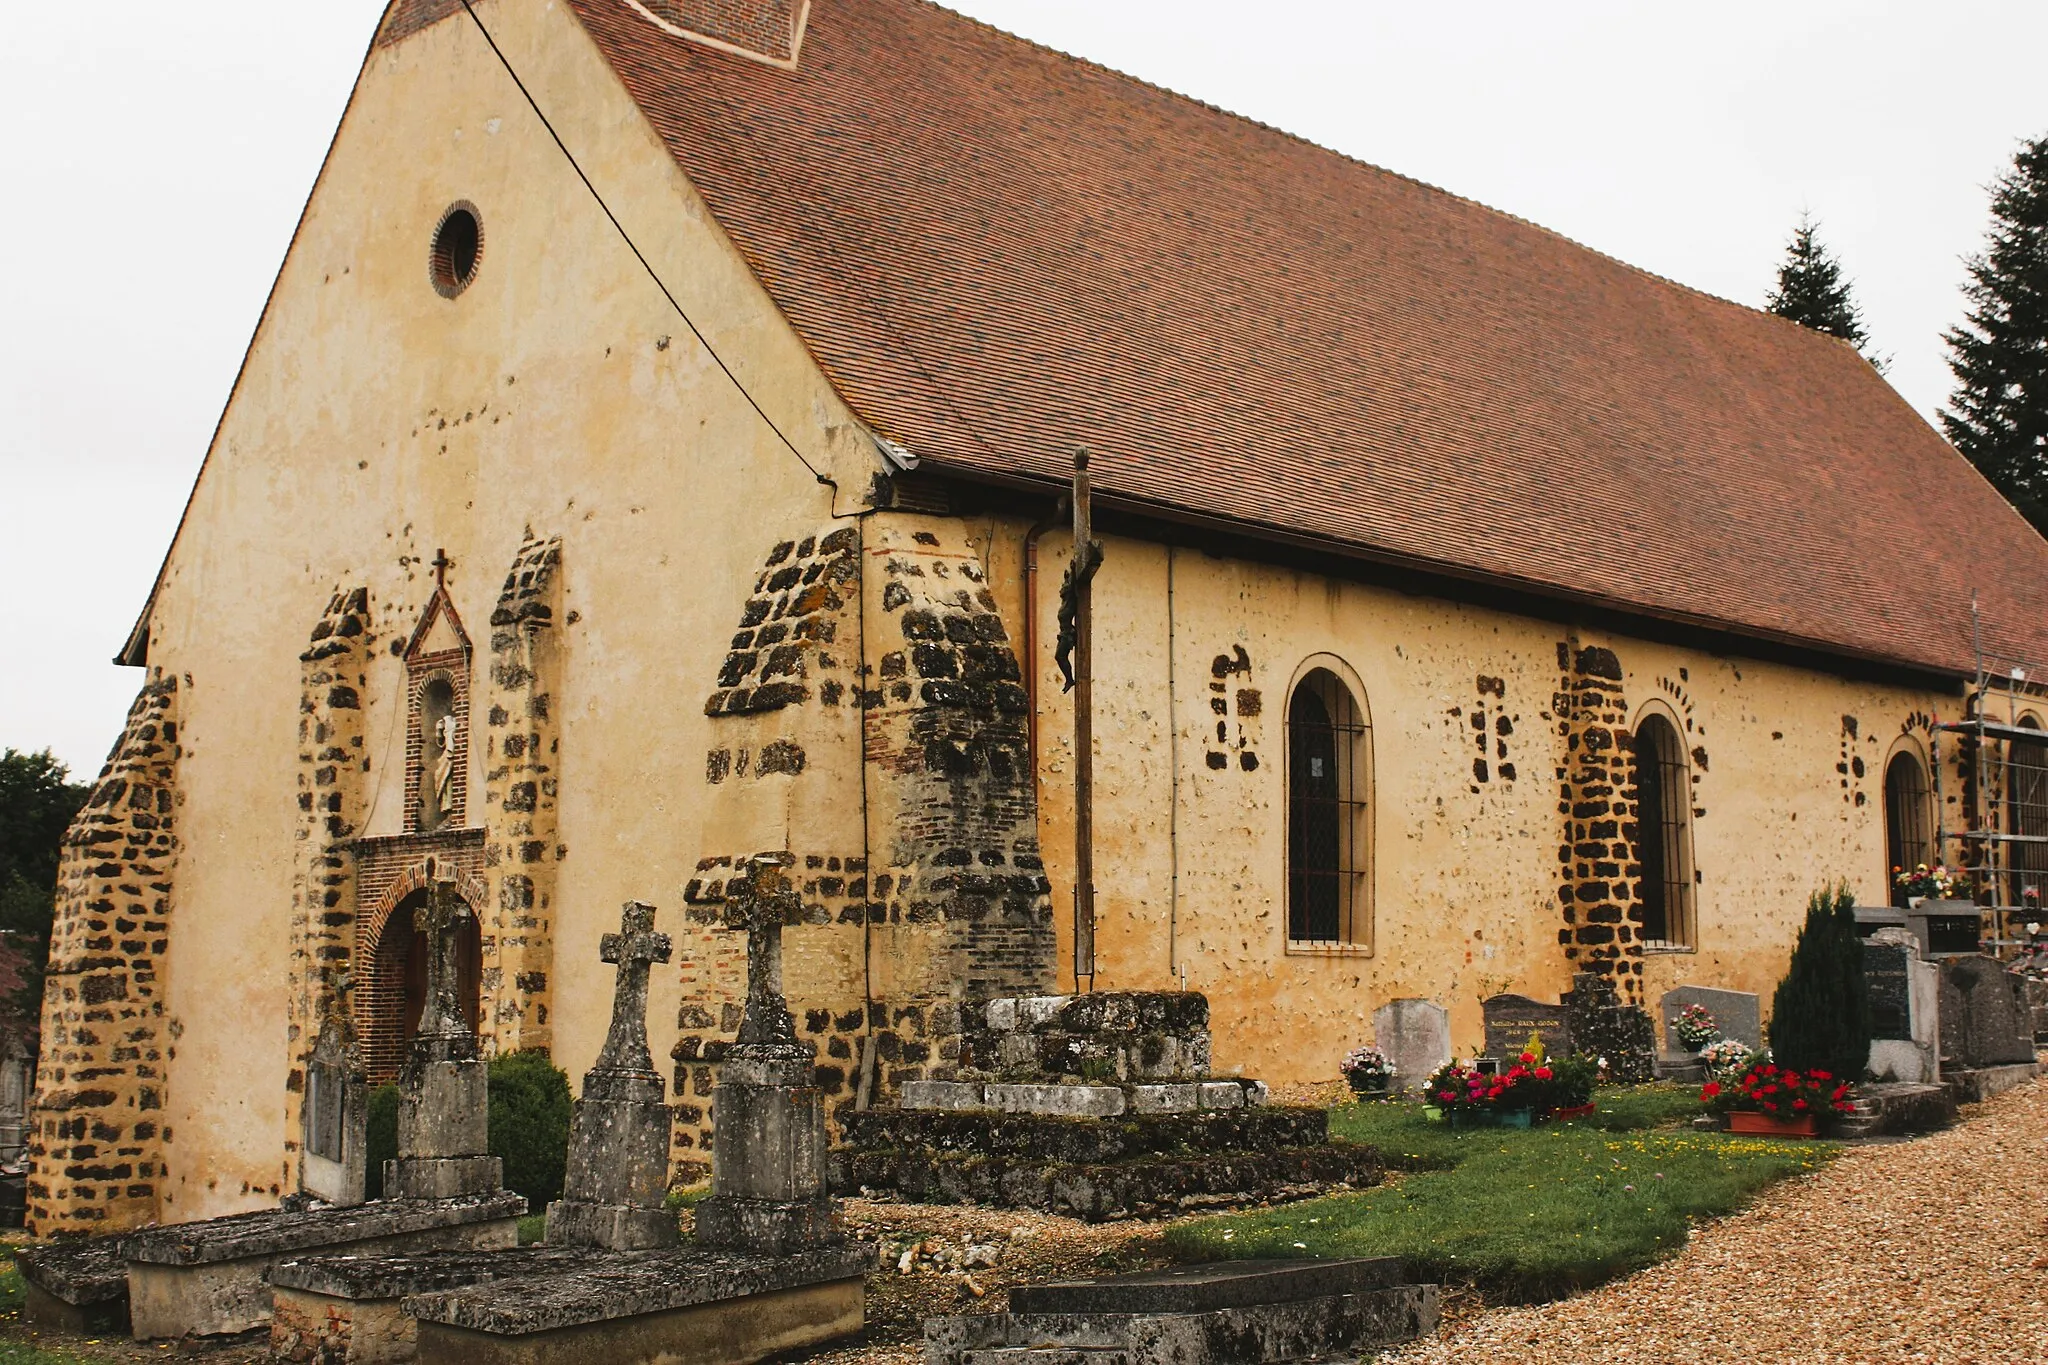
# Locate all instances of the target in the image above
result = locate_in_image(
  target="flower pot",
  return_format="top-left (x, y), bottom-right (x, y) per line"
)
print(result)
top-left (1727, 1111), bottom-right (1821, 1137)
top-left (1551, 1102), bottom-right (1596, 1121)
top-left (1497, 1109), bottom-right (1533, 1129)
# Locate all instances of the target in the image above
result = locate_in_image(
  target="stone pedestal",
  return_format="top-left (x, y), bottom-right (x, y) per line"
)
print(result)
top-left (695, 1043), bottom-right (837, 1255)
top-left (386, 1054), bottom-right (502, 1200)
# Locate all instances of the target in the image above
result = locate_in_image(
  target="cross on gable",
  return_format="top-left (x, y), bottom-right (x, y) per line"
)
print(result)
top-left (432, 547), bottom-right (455, 590)
top-left (593, 900), bottom-right (672, 1074)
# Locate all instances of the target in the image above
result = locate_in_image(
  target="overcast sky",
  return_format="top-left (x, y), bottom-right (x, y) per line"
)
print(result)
top-left (4, 1), bottom-right (2044, 775)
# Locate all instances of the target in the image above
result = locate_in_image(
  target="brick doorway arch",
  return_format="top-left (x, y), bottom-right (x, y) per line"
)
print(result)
top-left (360, 885), bottom-right (482, 1083)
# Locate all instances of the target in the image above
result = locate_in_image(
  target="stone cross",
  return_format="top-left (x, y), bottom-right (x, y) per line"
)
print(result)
top-left (413, 868), bottom-right (471, 1041)
top-left (594, 901), bottom-right (672, 1074)
top-left (724, 856), bottom-right (803, 1046)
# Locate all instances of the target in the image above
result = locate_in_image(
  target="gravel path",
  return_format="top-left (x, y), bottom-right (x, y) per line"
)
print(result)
top-left (1383, 1077), bottom-right (2048, 1364)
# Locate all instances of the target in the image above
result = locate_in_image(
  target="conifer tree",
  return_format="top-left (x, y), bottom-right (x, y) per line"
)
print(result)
top-left (1944, 133), bottom-right (2048, 537)
top-left (1767, 884), bottom-right (1872, 1081)
top-left (1766, 215), bottom-right (1882, 368)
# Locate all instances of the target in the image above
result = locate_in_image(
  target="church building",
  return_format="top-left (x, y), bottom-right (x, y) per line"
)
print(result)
top-left (30, 0), bottom-right (2048, 1233)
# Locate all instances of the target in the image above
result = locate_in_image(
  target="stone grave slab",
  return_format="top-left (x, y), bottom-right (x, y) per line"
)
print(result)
top-left (124, 1191), bottom-right (524, 1339)
top-left (301, 1003), bottom-right (370, 1207)
top-left (14, 1238), bottom-right (130, 1333)
top-left (1865, 930), bottom-right (1942, 1083)
top-left (270, 1248), bottom-right (591, 1365)
top-left (407, 1245), bottom-right (870, 1365)
top-left (1372, 999), bottom-right (1450, 1094)
top-left (1939, 955), bottom-right (2036, 1069)
top-left (1480, 994), bottom-right (1570, 1061)
top-left (927, 1256), bottom-right (1439, 1365)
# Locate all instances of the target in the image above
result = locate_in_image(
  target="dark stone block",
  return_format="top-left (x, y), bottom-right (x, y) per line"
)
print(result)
top-left (1010, 1257), bottom-right (1405, 1315)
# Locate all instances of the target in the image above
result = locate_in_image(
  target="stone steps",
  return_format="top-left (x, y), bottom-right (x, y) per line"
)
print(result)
top-left (841, 1106), bottom-right (1326, 1164)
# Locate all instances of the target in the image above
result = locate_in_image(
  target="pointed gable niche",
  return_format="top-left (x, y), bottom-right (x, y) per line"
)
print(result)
top-left (404, 567), bottom-right (474, 836)
top-left (623, 0), bottom-right (810, 68)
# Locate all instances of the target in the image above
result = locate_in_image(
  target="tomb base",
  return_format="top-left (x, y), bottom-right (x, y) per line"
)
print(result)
top-left (270, 1248), bottom-right (592, 1365)
top-left (691, 1195), bottom-right (837, 1256)
top-left (542, 1200), bottom-right (677, 1252)
top-left (384, 1156), bottom-right (506, 1201)
top-left (15, 1237), bottom-right (131, 1334)
top-left (1945, 1060), bottom-right (2040, 1105)
top-left (122, 1191), bottom-right (525, 1339)
top-left (405, 1245), bottom-right (871, 1365)
top-left (925, 1257), bottom-right (1438, 1365)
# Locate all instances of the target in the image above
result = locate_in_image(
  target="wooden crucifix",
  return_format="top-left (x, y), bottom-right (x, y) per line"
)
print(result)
top-left (594, 901), bottom-right (672, 1074)
top-left (722, 856), bottom-right (803, 1047)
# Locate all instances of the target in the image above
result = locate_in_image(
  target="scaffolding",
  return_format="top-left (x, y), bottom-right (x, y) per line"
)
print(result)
top-left (1933, 598), bottom-right (2048, 959)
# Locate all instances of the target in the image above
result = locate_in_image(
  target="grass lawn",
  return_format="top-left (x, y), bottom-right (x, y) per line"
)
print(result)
top-left (1163, 1086), bottom-right (1833, 1301)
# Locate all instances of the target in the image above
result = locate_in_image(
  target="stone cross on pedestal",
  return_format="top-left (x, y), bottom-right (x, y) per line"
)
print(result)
top-left (723, 856), bottom-right (803, 1047)
top-left (547, 900), bottom-right (679, 1250)
top-left (595, 901), bottom-right (671, 1074)
top-left (413, 869), bottom-right (473, 1047)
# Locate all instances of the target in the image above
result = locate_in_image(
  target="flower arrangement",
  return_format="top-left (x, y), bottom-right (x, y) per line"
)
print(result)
top-left (1673, 1004), bottom-right (1721, 1050)
top-left (1340, 1046), bottom-right (1394, 1093)
top-left (1424, 1050), bottom-right (1596, 1122)
top-left (1893, 863), bottom-right (1965, 901)
top-left (1701, 1060), bottom-right (1853, 1123)
top-left (1696, 1038), bottom-right (1755, 1075)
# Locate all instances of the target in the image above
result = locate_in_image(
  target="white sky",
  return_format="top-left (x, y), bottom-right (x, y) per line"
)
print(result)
top-left (3, 1), bottom-right (2044, 775)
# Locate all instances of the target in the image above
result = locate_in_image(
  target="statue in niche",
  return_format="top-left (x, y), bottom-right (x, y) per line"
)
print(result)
top-left (419, 677), bottom-right (460, 832)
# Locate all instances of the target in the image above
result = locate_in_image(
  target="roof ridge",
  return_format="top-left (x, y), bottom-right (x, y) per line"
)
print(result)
top-left (913, 0), bottom-right (1851, 349)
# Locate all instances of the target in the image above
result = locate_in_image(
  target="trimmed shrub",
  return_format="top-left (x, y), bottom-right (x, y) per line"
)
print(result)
top-left (488, 1050), bottom-right (573, 1210)
top-left (1768, 884), bottom-right (1872, 1080)
top-left (366, 1083), bottom-right (400, 1199)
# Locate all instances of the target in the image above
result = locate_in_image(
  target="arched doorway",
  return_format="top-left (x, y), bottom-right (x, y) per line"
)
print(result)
top-left (363, 887), bottom-right (481, 1082)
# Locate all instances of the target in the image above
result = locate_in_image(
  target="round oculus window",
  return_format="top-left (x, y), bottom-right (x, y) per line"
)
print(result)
top-left (429, 203), bottom-right (483, 298)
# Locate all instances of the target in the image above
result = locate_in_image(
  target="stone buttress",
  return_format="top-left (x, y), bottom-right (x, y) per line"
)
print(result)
top-left (481, 535), bottom-right (563, 1056)
top-left (1553, 640), bottom-right (1647, 997)
top-left (27, 672), bottom-right (182, 1234)
top-left (283, 589), bottom-right (375, 1188)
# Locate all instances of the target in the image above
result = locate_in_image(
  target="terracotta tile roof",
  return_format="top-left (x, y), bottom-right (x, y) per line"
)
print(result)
top-left (555, 0), bottom-right (2047, 676)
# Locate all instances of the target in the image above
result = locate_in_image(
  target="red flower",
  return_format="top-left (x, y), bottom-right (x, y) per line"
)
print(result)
top-left (1701, 1081), bottom-right (1722, 1100)
top-left (1519, 1052), bottom-right (1536, 1065)
top-left (1793, 1098), bottom-right (1809, 1111)
top-left (1536, 1067), bottom-right (1553, 1080)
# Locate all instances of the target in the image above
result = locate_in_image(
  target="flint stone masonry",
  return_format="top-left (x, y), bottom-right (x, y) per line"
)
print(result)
top-left (927, 1256), bottom-right (1439, 1365)
top-left (1372, 999), bottom-right (1450, 1095)
top-left (14, 1238), bottom-right (129, 1333)
top-left (122, 1191), bottom-right (524, 1339)
top-left (1562, 972), bottom-right (1657, 1083)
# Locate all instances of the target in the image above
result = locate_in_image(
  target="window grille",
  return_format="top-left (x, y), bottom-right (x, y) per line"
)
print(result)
top-left (1632, 714), bottom-right (1694, 949)
top-left (1884, 751), bottom-right (1933, 907)
top-left (1287, 668), bottom-right (1372, 948)
top-left (2008, 720), bottom-right (2048, 905)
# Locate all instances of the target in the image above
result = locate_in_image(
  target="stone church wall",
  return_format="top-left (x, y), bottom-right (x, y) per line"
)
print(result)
top-left (26, 673), bottom-right (181, 1234)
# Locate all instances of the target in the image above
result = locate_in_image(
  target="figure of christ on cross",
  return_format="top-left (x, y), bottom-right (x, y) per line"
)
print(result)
top-left (593, 901), bottom-right (673, 1074)
top-left (724, 855), bottom-right (805, 1047)
top-left (413, 866), bottom-right (474, 1042)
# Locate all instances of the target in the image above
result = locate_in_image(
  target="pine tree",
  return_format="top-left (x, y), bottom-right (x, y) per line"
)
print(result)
top-left (1766, 215), bottom-right (1882, 368)
top-left (1944, 133), bottom-right (2048, 537)
top-left (1767, 884), bottom-right (1872, 1081)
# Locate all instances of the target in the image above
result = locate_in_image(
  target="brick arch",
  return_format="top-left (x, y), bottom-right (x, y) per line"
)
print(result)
top-left (354, 861), bottom-right (487, 1082)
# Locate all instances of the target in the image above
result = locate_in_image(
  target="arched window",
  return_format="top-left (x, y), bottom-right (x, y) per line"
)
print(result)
top-left (1287, 666), bottom-right (1372, 947)
top-left (2009, 716), bottom-right (2048, 905)
top-left (1883, 749), bottom-right (1933, 907)
top-left (1631, 712), bottom-right (1694, 948)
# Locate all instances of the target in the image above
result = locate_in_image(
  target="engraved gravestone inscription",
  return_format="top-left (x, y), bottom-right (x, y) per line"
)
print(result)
top-left (1864, 941), bottom-right (1913, 1042)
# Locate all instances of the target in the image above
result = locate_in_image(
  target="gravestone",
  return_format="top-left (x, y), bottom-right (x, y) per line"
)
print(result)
top-left (693, 855), bottom-right (842, 1254)
top-left (1864, 929), bottom-right (1940, 1083)
top-left (300, 994), bottom-right (369, 1207)
top-left (1561, 973), bottom-right (1655, 1084)
top-left (1938, 955), bottom-right (2035, 1070)
top-left (385, 873), bottom-right (503, 1200)
top-left (1658, 985), bottom-right (1761, 1052)
top-left (1480, 994), bottom-right (1570, 1060)
top-left (1371, 999), bottom-right (1449, 1095)
top-left (546, 901), bottom-right (680, 1250)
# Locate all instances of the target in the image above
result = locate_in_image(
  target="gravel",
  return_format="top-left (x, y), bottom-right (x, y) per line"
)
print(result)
top-left (1381, 1074), bottom-right (2048, 1364)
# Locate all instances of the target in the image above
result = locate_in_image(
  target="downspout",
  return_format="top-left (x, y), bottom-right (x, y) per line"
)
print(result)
top-left (1021, 496), bottom-right (1070, 783)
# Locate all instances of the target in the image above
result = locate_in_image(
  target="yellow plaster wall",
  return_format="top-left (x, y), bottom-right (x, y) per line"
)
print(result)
top-left (1024, 530), bottom-right (1961, 1084)
top-left (128, 0), bottom-right (875, 1220)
